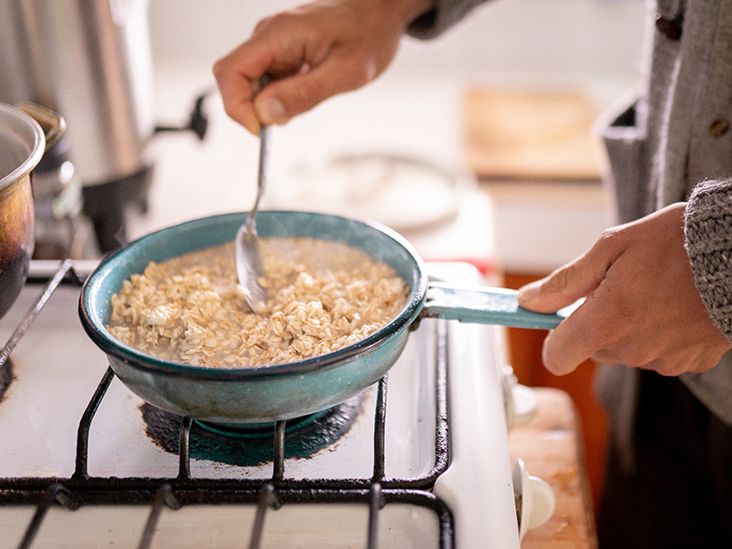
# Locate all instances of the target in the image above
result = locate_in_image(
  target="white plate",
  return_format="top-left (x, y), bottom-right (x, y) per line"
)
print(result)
top-left (264, 154), bottom-right (461, 232)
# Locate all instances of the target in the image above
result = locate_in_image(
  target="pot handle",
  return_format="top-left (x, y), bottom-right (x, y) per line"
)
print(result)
top-left (18, 102), bottom-right (66, 151)
top-left (422, 282), bottom-right (569, 329)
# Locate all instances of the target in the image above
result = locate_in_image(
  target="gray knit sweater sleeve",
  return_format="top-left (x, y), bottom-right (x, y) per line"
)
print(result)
top-left (407, 0), bottom-right (489, 39)
top-left (684, 178), bottom-right (732, 341)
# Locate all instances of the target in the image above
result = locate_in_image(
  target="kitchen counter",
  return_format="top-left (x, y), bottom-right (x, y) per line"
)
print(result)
top-left (509, 388), bottom-right (598, 548)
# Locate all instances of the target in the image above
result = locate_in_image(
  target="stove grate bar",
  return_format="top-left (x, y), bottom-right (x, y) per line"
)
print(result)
top-left (366, 482), bottom-right (383, 549)
top-left (137, 483), bottom-right (180, 549)
top-left (74, 367), bottom-right (115, 479)
top-left (272, 421), bottom-right (286, 482)
top-left (177, 417), bottom-right (193, 479)
top-left (2, 484), bottom-right (451, 507)
top-left (16, 484), bottom-right (73, 549)
top-left (0, 476), bottom-right (424, 495)
top-left (432, 321), bottom-right (450, 478)
top-left (248, 483), bottom-right (281, 549)
top-left (372, 377), bottom-right (388, 481)
top-left (1, 260), bottom-right (78, 369)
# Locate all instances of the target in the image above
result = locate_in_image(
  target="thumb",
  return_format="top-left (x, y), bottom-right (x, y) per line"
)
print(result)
top-left (517, 233), bottom-right (623, 313)
top-left (254, 50), bottom-right (375, 125)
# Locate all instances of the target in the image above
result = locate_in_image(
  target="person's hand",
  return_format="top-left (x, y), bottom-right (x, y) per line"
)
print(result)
top-left (517, 203), bottom-right (732, 376)
top-left (213, 0), bottom-right (433, 134)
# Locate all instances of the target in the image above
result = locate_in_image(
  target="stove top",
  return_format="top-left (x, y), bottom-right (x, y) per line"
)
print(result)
top-left (0, 260), bottom-right (521, 548)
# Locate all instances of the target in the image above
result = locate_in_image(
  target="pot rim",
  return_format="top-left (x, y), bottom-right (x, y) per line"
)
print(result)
top-left (0, 102), bottom-right (45, 192)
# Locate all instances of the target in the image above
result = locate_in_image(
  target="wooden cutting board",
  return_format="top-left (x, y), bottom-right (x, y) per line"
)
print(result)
top-left (463, 89), bottom-right (605, 181)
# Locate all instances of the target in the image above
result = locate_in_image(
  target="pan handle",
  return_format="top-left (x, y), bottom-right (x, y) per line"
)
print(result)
top-left (18, 102), bottom-right (66, 151)
top-left (422, 282), bottom-right (571, 329)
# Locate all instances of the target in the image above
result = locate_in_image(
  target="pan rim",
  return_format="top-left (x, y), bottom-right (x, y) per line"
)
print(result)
top-left (79, 211), bottom-right (428, 380)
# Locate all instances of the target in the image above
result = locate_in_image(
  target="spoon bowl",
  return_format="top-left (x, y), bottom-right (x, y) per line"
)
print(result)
top-left (235, 218), bottom-right (267, 310)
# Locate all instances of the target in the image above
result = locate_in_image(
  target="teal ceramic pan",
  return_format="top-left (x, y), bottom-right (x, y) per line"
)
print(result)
top-left (79, 212), bottom-right (564, 424)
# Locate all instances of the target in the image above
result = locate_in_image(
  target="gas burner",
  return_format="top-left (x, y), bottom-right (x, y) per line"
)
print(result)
top-left (141, 395), bottom-right (363, 467)
top-left (0, 358), bottom-right (12, 403)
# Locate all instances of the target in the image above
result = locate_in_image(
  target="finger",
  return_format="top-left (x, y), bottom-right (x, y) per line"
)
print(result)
top-left (541, 291), bottom-right (616, 375)
top-left (253, 49), bottom-right (375, 125)
top-left (637, 359), bottom-right (673, 375)
top-left (214, 68), bottom-right (261, 134)
top-left (518, 231), bottom-right (624, 313)
top-left (213, 37), bottom-right (277, 134)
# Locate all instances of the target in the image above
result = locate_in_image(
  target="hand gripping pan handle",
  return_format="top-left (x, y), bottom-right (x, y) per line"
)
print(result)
top-left (422, 282), bottom-right (570, 329)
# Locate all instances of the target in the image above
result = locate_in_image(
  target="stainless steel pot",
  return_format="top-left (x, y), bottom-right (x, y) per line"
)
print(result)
top-left (0, 102), bottom-right (64, 318)
top-left (0, 0), bottom-right (154, 186)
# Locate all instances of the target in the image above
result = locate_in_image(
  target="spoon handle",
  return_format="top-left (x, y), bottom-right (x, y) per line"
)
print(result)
top-left (246, 75), bottom-right (271, 235)
top-left (246, 125), bottom-right (268, 234)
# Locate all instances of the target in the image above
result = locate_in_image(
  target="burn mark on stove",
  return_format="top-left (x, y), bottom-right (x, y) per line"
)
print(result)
top-left (0, 358), bottom-right (15, 403)
top-left (140, 395), bottom-right (363, 467)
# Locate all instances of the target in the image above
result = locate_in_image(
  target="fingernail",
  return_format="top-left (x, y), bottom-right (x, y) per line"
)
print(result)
top-left (243, 120), bottom-right (260, 135)
top-left (255, 97), bottom-right (285, 124)
top-left (518, 281), bottom-right (541, 303)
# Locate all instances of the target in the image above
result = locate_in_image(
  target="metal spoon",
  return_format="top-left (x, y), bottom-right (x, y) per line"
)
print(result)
top-left (235, 84), bottom-right (270, 312)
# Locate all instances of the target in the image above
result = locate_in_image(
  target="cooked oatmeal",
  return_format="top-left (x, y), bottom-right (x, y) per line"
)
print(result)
top-left (107, 238), bottom-right (408, 367)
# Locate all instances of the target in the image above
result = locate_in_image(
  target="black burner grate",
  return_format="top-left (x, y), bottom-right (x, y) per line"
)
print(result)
top-left (0, 261), bottom-right (454, 549)
top-left (142, 393), bottom-right (364, 467)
